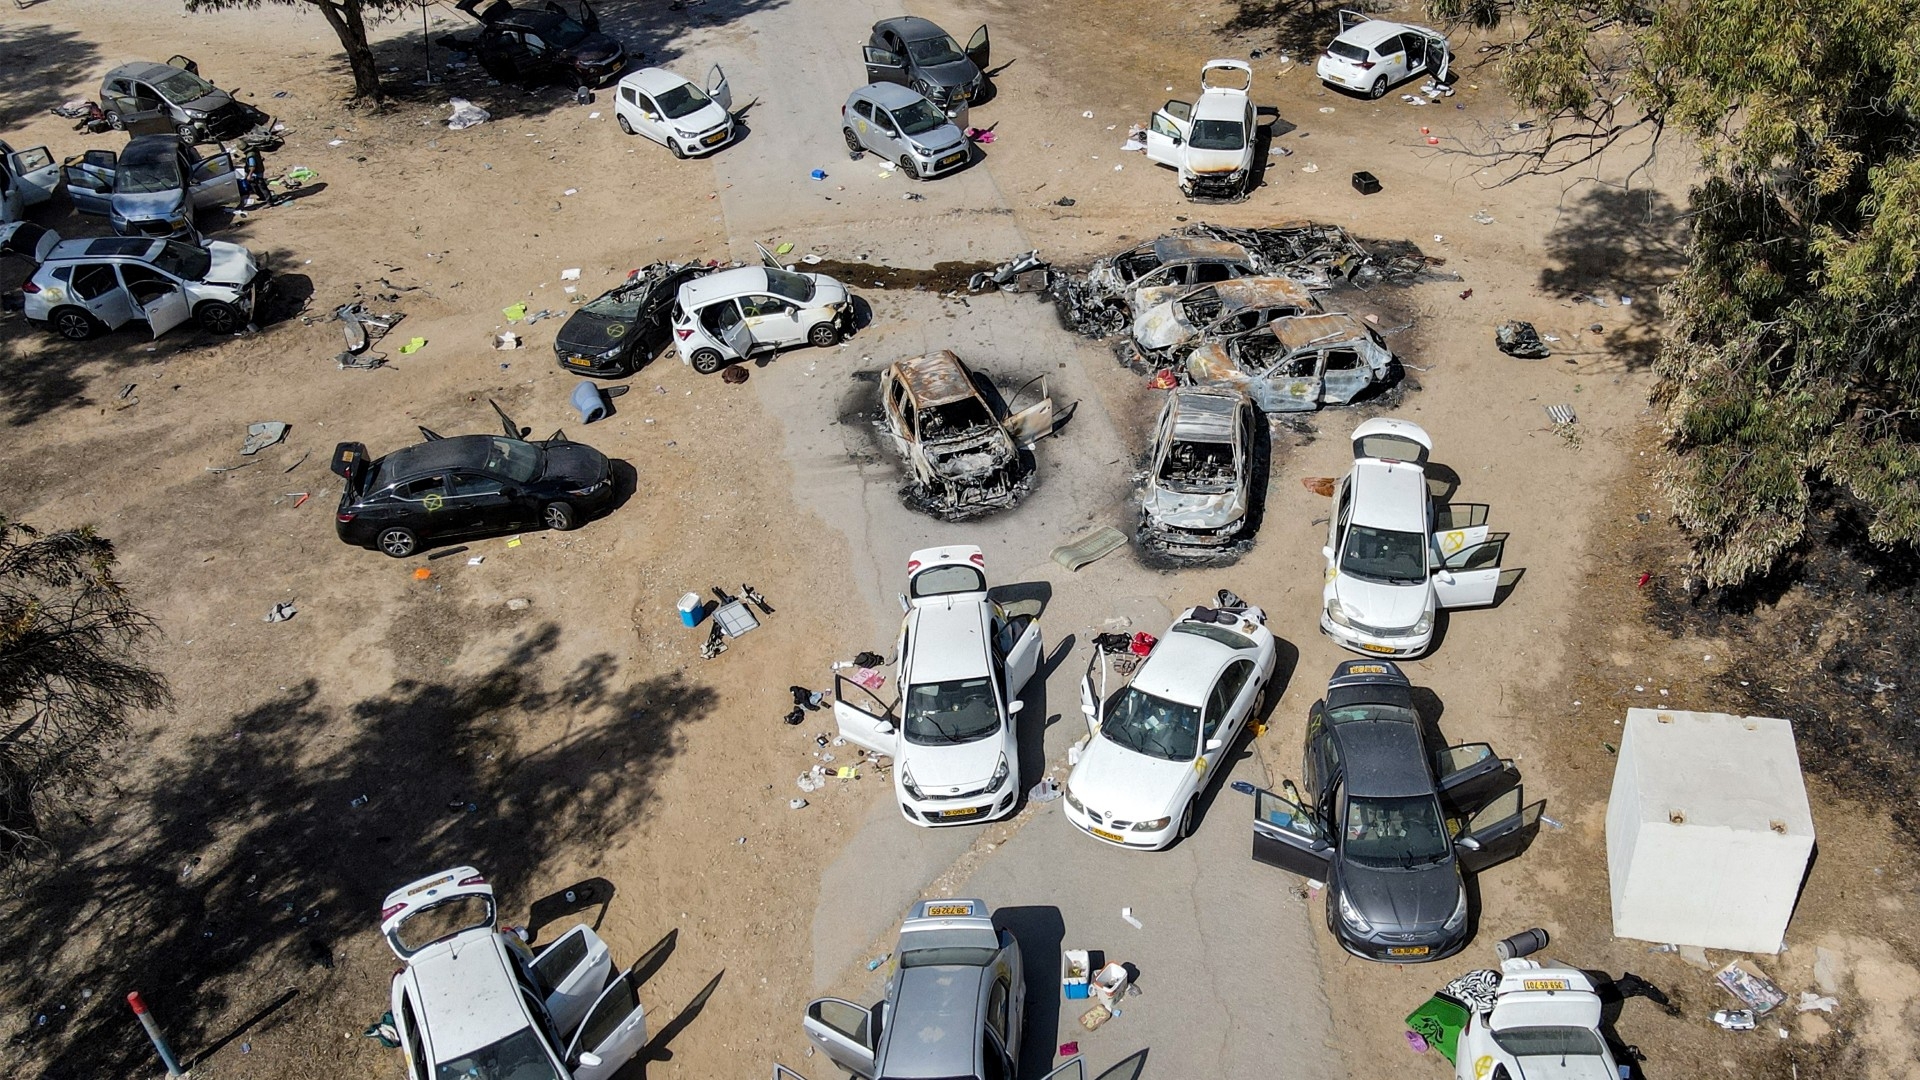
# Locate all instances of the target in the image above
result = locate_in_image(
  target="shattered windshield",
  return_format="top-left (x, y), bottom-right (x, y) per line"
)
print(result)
top-left (1343, 794), bottom-right (1449, 865)
top-left (1340, 525), bottom-right (1426, 585)
top-left (154, 70), bottom-right (219, 102)
top-left (1189, 119), bottom-right (1246, 151)
top-left (151, 241), bottom-right (210, 281)
top-left (434, 1028), bottom-right (563, 1080)
top-left (1158, 439), bottom-right (1237, 495)
top-left (902, 677), bottom-right (1000, 745)
top-left (907, 34), bottom-right (965, 66)
top-left (893, 99), bottom-right (950, 136)
top-left (546, 17), bottom-right (591, 47)
top-left (582, 286), bottom-right (646, 319)
top-left (1100, 687), bottom-right (1199, 762)
top-left (117, 157), bottom-right (182, 195)
top-left (655, 82), bottom-right (712, 119)
top-left (763, 268), bottom-right (816, 303)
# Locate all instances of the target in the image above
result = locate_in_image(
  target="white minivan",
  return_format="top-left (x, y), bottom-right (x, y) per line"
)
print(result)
top-left (670, 247), bottom-right (851, 374)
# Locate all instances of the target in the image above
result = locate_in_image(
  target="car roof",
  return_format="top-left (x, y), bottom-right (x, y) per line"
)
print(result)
top-left (875, 15), bottom-right (947, 41)
top-left (1336, 19), bottom-right (1416, 48)
top-left (905, 600), bottom-right (992, 683)
top-left (104, 61), bottom-right (185, 83)
top-left (885, 965), bottom-right (986, 1078)
top-left (1151, 236), bottom-right (1250, 265)
top-left (495, 8), bottom-right (567, 31)
top-left (1168, 387), bottom-right (1243, 442)
top-left (1208, 277), bottom-right (1315, 314)
top-left (120, 136), bottom-right (184, 167)
top-left (678, 265), bottom-right (770, 306)
top-left (891, 350), bottom-right (980, 408)
top-left (404, 932), bottom-right (536, 1059)
top-left (1132, 626), bottom-right (1236, 706)
top-left (1347, 457), bottom-right (1429, 533)
top-left (1332, 718), bottom-right (1433, 798)
top-left (855, 81), bottom-right (929, 110)
top-left (1193, 90), bottom-right (1248, 120)
top-left (46, 236), bottom-right (164, 263)
top-left (376, 434), bottom-right (502, 481)
top-left (1272, 312), bottom-right (1366, 351)
top-left (621, 67), bottom-right (692, 94)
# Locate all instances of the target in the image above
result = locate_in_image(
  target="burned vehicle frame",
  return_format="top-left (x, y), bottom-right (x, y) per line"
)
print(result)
top-left (1185, 312), bottom-right (1398, 413)
top-left (1140, 386), bottom-right (1260, 554)
top-left (880, 351), bottom-right (1056, 519)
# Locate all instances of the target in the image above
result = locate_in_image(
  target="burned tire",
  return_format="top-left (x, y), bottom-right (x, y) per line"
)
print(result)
top-left (617, 114), bottom-right (635, 136)
top-left (1368, 76), bottom-right (1388, 99)
top-left (543, 501), bottom-right (577, 531)
top-left (807, 322), bottom-right (839, 348)
top-left (690, 348), bottom-right (725, 375)
top-left (378, 527), bottom-right (417, 558)
top-left (843, 127), bottom-right (863, 157)
top-left (50, 307), bottom-right (100, 341)
top-left (195, 300), bottom-right (242, 335)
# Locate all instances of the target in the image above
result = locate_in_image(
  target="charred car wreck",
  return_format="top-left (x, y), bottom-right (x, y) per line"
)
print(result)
top-left (1141, 386), bottom-right (1259, 554)
top-left (1132, 276), bottom-right (1319, 360)
top-left (880, 351), bottom-right (1056, 519)
top-left (1185, 312), bottom-right (1397, 413)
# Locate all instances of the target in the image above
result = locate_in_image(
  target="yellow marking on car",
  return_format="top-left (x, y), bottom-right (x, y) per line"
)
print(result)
top-left (423, 493), bottom-right (444, 512)
top-left (1386, 945), bottom-right (1430, 956)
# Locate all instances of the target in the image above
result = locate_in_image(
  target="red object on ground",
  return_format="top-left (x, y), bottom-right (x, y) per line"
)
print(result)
top-left (1637, 572), bottom-right (1651, 588)
top-left (1129, 632), bottom-right (1158, 656)
top-left (1148, 369), bottom-right (1178, 390)
top-left (127, 991), bottom-right (148, 1015)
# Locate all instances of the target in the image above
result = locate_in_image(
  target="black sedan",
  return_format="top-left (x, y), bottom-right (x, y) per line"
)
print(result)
top-left (863, 16), bottom-right (990, 118)
top-left (553, 262), bottom-right (709, 377)
top-left (458, 0), bottom-right (626, 87)
top-left (1246, 660), bottom-right (1542, 962)
top-left (331, 405), bottom-right (614, 558)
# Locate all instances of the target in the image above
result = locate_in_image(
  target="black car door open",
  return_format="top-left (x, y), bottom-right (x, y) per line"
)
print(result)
top-left (445, 469), bottom-right (522, 536)
top-left (1250, 786), bottom-right (1333, 879)
top-left (1433, 743), bottom-right (1516, 812)
top-left (1454, 784), bottom-right (1544, 874)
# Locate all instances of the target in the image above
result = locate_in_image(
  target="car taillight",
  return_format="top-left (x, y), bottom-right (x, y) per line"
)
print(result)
top-left (906, 559), bottom-right (921, 573)
top-left (457, 874), bottom-right (488, 887)
top-left (337, 511), bottom-right (356, 523)
top-left (381, 903), bottom-right (404, 921)
top-left (969, 552), bottom-right (985, 566)
top-left (20, 281), bottom-right (39, 293)
top-left (675, 328), bottom-right (693, 340)
top-left (1357, 60), bottom-right (1376, 70)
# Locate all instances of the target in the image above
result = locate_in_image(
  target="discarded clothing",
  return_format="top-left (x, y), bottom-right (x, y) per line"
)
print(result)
top-left (1495, 320), bottom-right (1550, 359)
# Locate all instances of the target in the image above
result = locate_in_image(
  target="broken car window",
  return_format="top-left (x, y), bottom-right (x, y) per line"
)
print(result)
top-left (1101, 687), bottom-right (1201, 762)
top-left (153, 69), bottom-right (218, 102)
top-left (906, 35), bottom-right (966, 66)
top-left (903, 677), bottom-right (1000, 744)
top-left (151, 241), bottom-right (211, 282)
top-left (117, 155), bottom-right (181, 195)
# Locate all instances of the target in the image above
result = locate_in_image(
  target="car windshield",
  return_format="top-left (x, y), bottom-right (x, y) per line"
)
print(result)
top-left (547, 17), bottom-right (591, 47)
top-left (117, 157), bottom-right (181, 195)
top-left (484, 438), bottom-right (543, 484)
top-left (1340, 525), bottom-right (1427, 585)
top-left (893, 99), bottom-right (950, 136)
top-left (1491, 1026), bottom-right (1607, 1057)
top-left (654, 82), bottom-right (712, 119)
top-left (435, 1027), bottom-right (563, 1080)
top-left (763, 268), bottom-right (817, 303)
top-left (582, 285), bottom-right (646, 319)
top-left (151, 241), bottom-right (210, 281)
top-left (1189, 119), bottom-right (1246, 151)
top-left (907, 34), bottom-right (965, 66)
top-left (1171, 622), bottom-right (1253, 650)
top-left (1327, 40), bottom-right (1371, 63)
top-left (902, 677), bottom-right (1000, 745)
top-left (899, 945), bottom-right (998, 968)
top-left (154, 69), bottom-right (219, 102)
top-left (1343, 794), bottom-right (1450, 865)
top-left (1101, 687), bottom-right (1200, 762)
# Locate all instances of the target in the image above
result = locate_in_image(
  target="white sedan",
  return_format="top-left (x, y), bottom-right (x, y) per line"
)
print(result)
top-left (613, 66), bottom-right (734, 158)
top-left (1455, 959), bottom-right (1624, 1080)
top-left (833, 545), bottom-right (1041, 826)
top-left (1064, 598), bottom-right (1276, 849)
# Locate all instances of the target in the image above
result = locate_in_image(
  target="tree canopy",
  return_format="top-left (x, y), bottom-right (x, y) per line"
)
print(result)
top-left (186, 0), bottom-right (414, 101)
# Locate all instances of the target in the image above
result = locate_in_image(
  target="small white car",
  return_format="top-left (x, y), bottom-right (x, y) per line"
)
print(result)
top-left (1064, 598), bottom-right (1276, 849)
top-left (1316, 10), bottom-right (1451, 99)
top-left (1455, 959), bottom-right (1623, 1080)
top-left (1320, 418), bottom-right (1509, 658)
top-left (1, 139), bottom-right (61, 224)
top-left (3, 222), bottom-right (264, 340)
top-left (613, 65), bottom-right (733, 157)
top-left (670, 247), bottom-right (851, 374)
top-left (834, 546), bottom-right (1041, 826)
top-left (1145, 60), bottom-right (1258, 201)
top-left (1131, 276), bottom-right (1318, 356)
top-left (381, 867), bottom-right (647, 1080)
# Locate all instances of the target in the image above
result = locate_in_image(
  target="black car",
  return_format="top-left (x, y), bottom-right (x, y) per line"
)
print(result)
top-left (1245, 660), bottom-right (1542, 963)
top-left (863, 16), bottom-right (990, 119)
top-left (331, 404), bottom-right (615, 558)
top-left (458, 0), bottom-right (626, 88)
top-left (554, 262), bottom-right (710, 377)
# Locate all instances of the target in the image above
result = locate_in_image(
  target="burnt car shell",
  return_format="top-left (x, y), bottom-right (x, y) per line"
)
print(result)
top-left (1086, 235), bottom-right (1258, 303)
top-left (882, 350), bottom-right (1054, 518)
top-left (554, 263), bottom-right (708, 377)
top-left (1186, 312), bottom-right (1397, 413)
top-left (1141, 386), bottom-right (1254, 549)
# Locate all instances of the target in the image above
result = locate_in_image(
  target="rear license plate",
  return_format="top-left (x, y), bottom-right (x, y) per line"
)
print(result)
top-left (938, 807), bottom-right (980, 818)
top-left (925, 903), bottom-right (973, 917)
top-left (1386, 946), bottom-right (1430, 957)
top-left (1331, 75), bottom-right (1347, 85)
top-left (1091, 827), bottom-right (1125, 843)
top-left (1523, 978), bottom-right (1570, 991)
top-left (1360, 643), bottom-right (1396, 654)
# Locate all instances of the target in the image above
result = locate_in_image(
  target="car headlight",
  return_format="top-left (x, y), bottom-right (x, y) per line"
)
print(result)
top-left (1337, 890), bottom-right (1374, 933)
top-left (184, 108), bottom-right (208, 119)
top-left (1062, 783), bottom-right (1084, 813)
top-left (900, 762), bottom-right (924, 800)
top-left (1325, 599), bottom-right (1353, 628)
top-left (1443, 888), bottom-right (1468, 931)
top-left (989, 754), bottom-right (1009, 790)
top-left (1132, 816), bottom-right (1172, 832)
top-left (912, 79), bottom-right (934, 98)
top-left (567, 478), bottom-right (609, 496)
top-left (674, 128), bottom-right (698, 139)
top-left (912, 143), bottom-right (934, 157)
top-left (1413, 610), bottom-right (1434, 636)
top-left (595, 344), bottom-right (626, 360)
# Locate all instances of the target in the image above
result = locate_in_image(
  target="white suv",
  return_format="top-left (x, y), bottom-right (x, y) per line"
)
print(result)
top-left (833, 545), bottom-right (1042, 826)
top-left (2, 222), bottom-right (263, 340)
top-left (1144, 60), bottom-right (1257, 201)
top-left (381, 867), bottom-right (647, 1080)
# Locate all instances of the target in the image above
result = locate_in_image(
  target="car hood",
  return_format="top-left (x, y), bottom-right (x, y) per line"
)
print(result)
top-left (1132, 300), bottom-right (1197, 350)
top-left (899, 733), bottom-right (1003, 791)
top-left (908, 122), bottom-right (967, 156)
top-left (204, 241), bottom-right (258, 286)
top-left (540, 441), bottom-right (611, 486)
top-left (176, 89), bottom-right (236, 112)
top-left (1184, 145), bottom-right (1250, 175)
top-left (111, 189), bottom-right (187, 221)
top-left (922, 58), bottom-right (980, 90)
top-left (1331, 574), bottom-right (1430, 632)
top-left (1144, 485), bottom-right (1244, 530)
top-left (1068, 733), bottom-right (1191, 821)
top-left (807, 276), bottom-right (849, 307)
top-left (555, 310), bottom-right (632, 353)
top-left (673, 101), bottom-right (732, 133)
top-left (1339, 858), bottom-right (1462, 932)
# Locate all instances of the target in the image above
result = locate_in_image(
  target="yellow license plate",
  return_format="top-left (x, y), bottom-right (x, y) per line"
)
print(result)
top-left (938, 807), bottom-right (980, 818)
top-left (925, 903), bottom-right (973, 917)
top-left (1386, 946), bottom-right (1431, 957)
top-left (704, 131), bottom-right (727, 146)
top-left (1523, 978), bottom-right (1570, 991)
top-left (565, 357), bottom-right (592, 366)
top-left (1091, 827), bottom-right (1125, 843)
top-left (1331, 76), bottom-right (1347, 85)
top-left (1360, 643), bottom-right (1396, 654)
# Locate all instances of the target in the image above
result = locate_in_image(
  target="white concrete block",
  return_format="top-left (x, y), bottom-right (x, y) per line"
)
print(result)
top-left (1606, 709), bottom-right (1815, 953)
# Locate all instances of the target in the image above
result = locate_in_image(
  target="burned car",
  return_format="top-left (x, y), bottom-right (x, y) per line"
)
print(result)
top-left (1132, 276), bottom-right (1318, 357)
top-left (1141, 386), bottom-right (1258, 552)
top-left (554, 261), bottom-right (710, 377)
top-left (1185, 312), bottom-right (1396, 412)
top-left (1085, 235), bottom-right (1259, 315)
top-left (457, 0), bottom-right (627, 88)
top-left (880, 351), bottom-right (1055, 518)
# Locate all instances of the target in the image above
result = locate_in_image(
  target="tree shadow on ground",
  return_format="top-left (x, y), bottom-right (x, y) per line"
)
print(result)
top-left (0, 24), bottom-right (100, 131)
top-left (1221, 0), bottom-right (1342, 57)
top-left (0, 621), bottom-right (713, 1079)
top-left (1538, 185), bottom-right (1689, 371)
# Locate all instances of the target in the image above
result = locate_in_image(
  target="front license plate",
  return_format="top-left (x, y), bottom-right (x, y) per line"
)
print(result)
top-left (938, 807), bottom-right (980, 818)
top-left (1360, 643), bottom-right (1396, 654)
top-left (1386, 946), bottom-right (1431, 957)
top-left (939, 153), bottom-right (965, 167)
top-left (565, 357), bottom-right (592, 367)
top-left (1091, 827), bottom-right (1125, 843)
top-left (704, 131), bottom-right (727, 146)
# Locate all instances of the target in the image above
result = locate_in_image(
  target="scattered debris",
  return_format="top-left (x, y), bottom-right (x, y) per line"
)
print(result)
top-left (447, 97), bottom-right (491, 129)
top-left (1796, 991), bottom-right (1838, 1014)
top-left (242, 422), bottom-right (290, 456)
top-left (1495, 320), bottom-right (1551, 359)
top-left (1712, 1008), bottom-right (1756, 1031)
top-left (506, 597), bottom-right (531, 610)
top-left (1545, 403), bottom-right (1577, 425)
top-left (1052, 526), bottom-right (1128, 571)
top-left (1716, 960), bottom-right (1786, 1014)
top-left (1120, 906), bottom-right (1143, 929)
top-left (263, 601), bottom-right (296, 623)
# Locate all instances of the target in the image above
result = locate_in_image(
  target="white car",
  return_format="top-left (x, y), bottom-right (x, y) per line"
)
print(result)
top-left (1320, 418), bottom-right (1509, 658)
top-left (380, 867), bottom-right (647, 1080)
top-left (1, 139), bottom-right (61, 224)
top-left (2, 222), bottom-right (264, 340)
top-left (613, 65), bottom-right (734, 157)
top-left (670, 247), bottom-right (851, 374)
top-left (834, 546), bottom-right (1041, 826)
top-left (1315, 10), bottom-right (1451, 99)
top-left (1064, 598), bottom-right (1276, 849)
top-left (1145, 59), bottom-right (1257, 201)
top-left (1455, 959), bottom-right (1623, 1080)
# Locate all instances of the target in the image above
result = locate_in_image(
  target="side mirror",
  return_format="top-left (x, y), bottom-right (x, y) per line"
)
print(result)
top-left (576, 1053), bottom-right (603, 1069)
top-left (1008, 700), bottom-right (1025, 714)
top-left (1321, 546), bottom-right (1334, 561)
top-left (1080, 703), bottom-right (1097, 719)
top-left (1435, 569), bottom-right (1456, 584)
top-left (1205, 737), bottom-right (1223, 752)
top-left (1457, 836), bottom-right (1482, 852)
top-left (897, 592), bottom-right (910, 613)
top-left (878, 722), bottom-right (897, 735)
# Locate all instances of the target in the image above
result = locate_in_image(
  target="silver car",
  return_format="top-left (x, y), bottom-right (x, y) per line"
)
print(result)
top-left (842, 82), bottom-right (972, 179)
top-left (1141, 386), bottom-right (1258, 552)
top-left (61, 136), bottom-right (240, 241)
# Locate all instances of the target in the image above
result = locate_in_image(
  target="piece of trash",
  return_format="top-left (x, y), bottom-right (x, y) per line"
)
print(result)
top-left (560, 267), bottom-right (580, 281)
top-left (852, 667), bottom-right (886, 692)
top-left (467, 556), bottom-right (485, 566)
top-left (1055, 196), bottom-right (1077, 206)
top-left (328, 138), bottom-right (345, 147)
top-left (1620, 295), bottom-right (1633, 306)
top-left (1053, 526), bottom-right (1128, 571)
top-left (1546, 403), bottom-right (1577, 425)
top-left (1540, 814), bottom-right (1565, 830)
top-left (1113, 163), bottom-right (1123, 171)
top-left (774, 242), bottom-right (794, 255)
top-left (1120, 907), bottom-right (1143, 929)
top-left (801, 253), bottom-right (823, 264)
top-left (1471, 209), bottom-right (1495, 225)
top-left (1029, 776), bottom-right (1062, 803)
top-left (1300, 162), bottom-right (1319, 173)
top-left (1319, 106), bottom-right (1335, 113)
top-left (1713, 1009), bottom-right (1756, 1031)
top-left (398, 337), bottom-right (427, 355)
top-left (1716, 960), bottom-right (1786, 1014)
top-left (866, 952), bottom-right (891, 971)
top-left (1405, 1029), bottom-right (1429, 1053)
top-left (241, 421), bottom-right (289, 455)
top-left (588, 111), bottom-right (600, 118)
top-left (1082, 110), bottom-right (1095, 118)
top-left (507, 597), bottom-right (531, 610)
top-left (350, 794), bottom-right (369, 807)
top-left (446, 97), bottom-right (491, 129)
top-left (1796, 991), bottom-right (1838, 1014)
top-left (263, 601), bottom-right (296, 623)
top-left (494, 332), bottom-right (522, 350)
top-left (412, 567), bottom-right (431, 581)
top-left (810, 168), bottom-right (827, 180)
top-left (1059, 1042), bottom-right (1079, 1057)
top-left (562, 188), bottom-right (578, 196)
top-left (789, 798), bottom-right (808, 810)
top-left (1496, 321), bottom-right (1551, 359)
top-left (1078, 1004), bottom-right (1113, 1031)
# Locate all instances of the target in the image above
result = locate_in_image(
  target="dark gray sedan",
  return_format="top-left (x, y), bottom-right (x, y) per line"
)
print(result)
top-left (863, 15), bottom-right (989, 125)
top-left (1246, 659), bottom-right (1543, 962)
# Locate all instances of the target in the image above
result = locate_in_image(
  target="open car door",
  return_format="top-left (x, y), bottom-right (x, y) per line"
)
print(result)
top-left (61, 150), bottom-right (117, 215)
top-left (707, 64), bottom-right (733, 111)
top-left (1250, 786), bottom-right (1334, 878)
top-left (831, 674), bottom-right (900, 758)
top-left (546, 0), bottom-right (599, 32)
top-left (803, 998), bottom-right (878, 1078)
top-left (1434, 533), bottom-right (1507, 609)
top-left (1079, 649), bottom-right (1110, 736)
top-left (965, 25), bottom-right (990, 70)
top-left (166, 55), bottom-right (199, 74)
top-left (1433, 743), bottom-right (1515, 811)
top-left (1003, 374), bottom-right (1055, 447)
top-left (8, 146), bottom-right (60, 206)
top-left (530, 924), bottom-right (616, 1039)
top-left (142, 287), bottom-right (192, 339)
top-left (1336, 8), bottom-right (1372, 33)
top-left (0, 222), bottom-right (60, 264)
top-left (992, 612), bottom-right (1042, 698)
top-left (565, 962), bottom-right (647, 1080)
top-left (1455, 784), bottom-right (1544, 874)
top-left (1145, 102), bottom-right (1191, 169)
top-left (189, 151), bottom-right (242, 208)
top-left (863, 44), bottom-right (907, 85)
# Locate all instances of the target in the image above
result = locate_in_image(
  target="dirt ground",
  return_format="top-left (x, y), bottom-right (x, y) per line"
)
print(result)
top-left (1, 0), bottom-right (1916, 1079)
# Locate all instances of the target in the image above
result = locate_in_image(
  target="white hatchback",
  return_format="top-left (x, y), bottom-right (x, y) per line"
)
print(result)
top-left (1454, 959), bottom-right (1623, 1080)
top-left (833, 545), bottom-right (1041, 826)
top-left (1315, 10), bottom-right (1451, 99)
top-left (670, 248), bottom-right (852, 374)
top-left (613, 65), bottom-right (734, 158)
top-left (1145, 59), bottom-right (1258, 201)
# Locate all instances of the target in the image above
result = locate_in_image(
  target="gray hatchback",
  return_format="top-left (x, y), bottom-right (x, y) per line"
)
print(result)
top-left (98, 58), bottom-right (256, 143)
top-left (842, 83), bottom-right (972, 180)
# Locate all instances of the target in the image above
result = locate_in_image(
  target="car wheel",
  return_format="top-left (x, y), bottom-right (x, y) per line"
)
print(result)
top-left (807, 322), bottom-right (839, 348)
top-left (1369, 75), bottom-right (1388, 99)
top-left (1178, 798), bottom-right (1199, 840)
top-left (843, 127), bottom-right (864, 157)
top-left (195, 300), bottom-right (242, 335)
top-left (617, 114), bottom-right (635, 136)
top-left (378, 527), bottom-right (418, 558)
top-left (543, 501), bottom-right (578, 531)
top-left (50, 307), bottom-right (100, 341)
top-left (105, 110), bottom-right (125, 131)
top-left (176, 122), bottom-right (199, 142)
top-left (670, 139), bottom-right (687, 160)
top-left (899, 154), bottom-right (919, 178)
top-left (690, 348), bottom-right (725, 375)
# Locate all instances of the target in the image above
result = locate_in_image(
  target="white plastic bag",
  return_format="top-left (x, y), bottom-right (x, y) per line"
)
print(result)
top-left (446, 97), bottom-right (491, 130)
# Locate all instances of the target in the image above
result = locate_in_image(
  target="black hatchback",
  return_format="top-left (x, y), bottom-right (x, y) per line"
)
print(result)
top-left (331, 408), bottom-right (614, 557)
top-left (554, 262), bottom-right (709, 377)
top-left (1244, 660), bottom-right (1544, 962)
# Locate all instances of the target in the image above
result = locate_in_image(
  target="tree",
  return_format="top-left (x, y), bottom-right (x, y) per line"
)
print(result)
top-left (1437, 0), bottom-right (1920, 587)
top-left (0, 519), bottom-right (168, 870)
top-left (186, 0), bottom-right (414, 102)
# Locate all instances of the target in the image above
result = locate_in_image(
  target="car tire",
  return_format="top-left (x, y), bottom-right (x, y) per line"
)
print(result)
top-left (176, 122), bottom-right (199, 143)
top-left (1369, 76), bottom-right (1388, 99)
top-left (617, 114), bottom-right (635, 136)
top-left (1178, 797), bottom-right (1199, 840)
top-left (670, 139), bottom-right (687, 160)
top-left (899, 154), bottom-right (919, 178)
top-left (378, 527), bottom-right (418, 558)
top-left (543, 501), bottom-right (578, 531)
top-left (690, 348), bottom-right (725, 375)
top-left (105, 110), bottom-right (125, 130)
top-left (807, 322), bottom-right (839, 348)
top-left (843, 127), bottom-right (864, 158)
top-left (49, 307), bottom-right (100, 341)
top-left (195, 300), bottom-right (242, 335)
